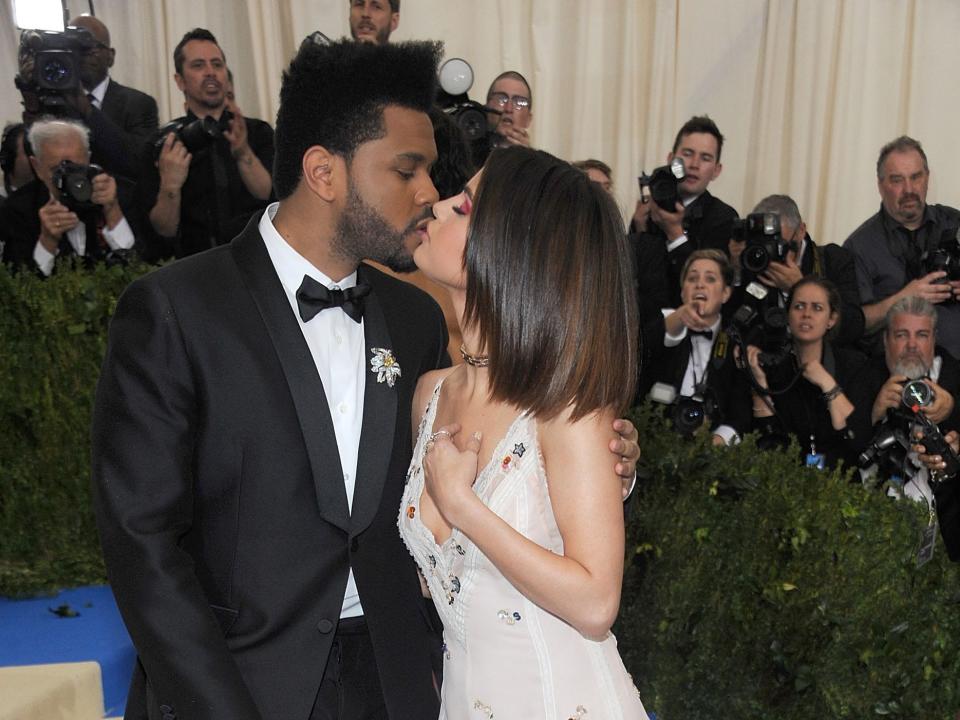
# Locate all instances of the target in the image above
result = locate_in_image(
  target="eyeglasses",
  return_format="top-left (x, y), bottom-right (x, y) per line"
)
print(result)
top-left (487, 92), bottom-right (530, 111)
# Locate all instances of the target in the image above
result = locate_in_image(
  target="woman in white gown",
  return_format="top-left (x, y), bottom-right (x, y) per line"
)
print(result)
top-left (399, 146), bottom-right (649, 719)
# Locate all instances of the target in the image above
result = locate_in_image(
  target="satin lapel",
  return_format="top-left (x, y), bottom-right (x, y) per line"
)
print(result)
top-left (231, 223), bottom-right (350, 532)
top-left (350, 265), bottom-right (398, 536)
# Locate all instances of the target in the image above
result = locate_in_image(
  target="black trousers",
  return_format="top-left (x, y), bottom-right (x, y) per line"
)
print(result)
top-left (310, 617), bottom-right (388, 720)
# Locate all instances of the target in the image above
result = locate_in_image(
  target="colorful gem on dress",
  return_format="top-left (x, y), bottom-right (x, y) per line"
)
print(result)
top-left (406, 505), bottom-right (416, 519)
top-left (501, 455), bottom-right (512, 470)
top-left (443, 574), bottom-right (461, 605)
top-left (369, 347), bottom-right (401, 387)
top-left (496, 609), bottom-right (522, 625)
top-left (473, 700), bottom-right (494, 718)
top-left (512, 442), bottom-right (526, 457)
top-left (567, 706), bottom-right (588, 719)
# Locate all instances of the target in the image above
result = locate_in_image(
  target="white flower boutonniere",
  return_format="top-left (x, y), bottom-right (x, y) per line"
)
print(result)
top-left (370, 347), bottom-right (401, 387)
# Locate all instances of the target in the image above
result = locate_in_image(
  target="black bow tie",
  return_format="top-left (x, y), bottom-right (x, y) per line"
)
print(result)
top-left (296, 275), bottom-right (370, 324)
top-left (689, 329), bottom-right (714, 340)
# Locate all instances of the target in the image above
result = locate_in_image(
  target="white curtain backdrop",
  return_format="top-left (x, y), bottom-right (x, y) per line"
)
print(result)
top-left (3, 0), bottom-right (959, 247)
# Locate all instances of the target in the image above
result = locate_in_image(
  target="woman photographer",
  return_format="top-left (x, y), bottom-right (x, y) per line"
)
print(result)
top-left (746, 276), bottom-right (872, 469)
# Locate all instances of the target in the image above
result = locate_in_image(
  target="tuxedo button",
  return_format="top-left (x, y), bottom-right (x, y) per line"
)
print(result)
top-left (337, 402), bottom-right (347, 414)
top-left (317, 618), bottom-right (334, 634)
top-left (350, 538), bottom-right (359, 553)
top-left (335, 332), bottom-right (343, 345)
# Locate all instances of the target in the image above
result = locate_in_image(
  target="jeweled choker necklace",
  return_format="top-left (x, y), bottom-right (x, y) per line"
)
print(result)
top-left (459, 344), bottom-right (490, 367)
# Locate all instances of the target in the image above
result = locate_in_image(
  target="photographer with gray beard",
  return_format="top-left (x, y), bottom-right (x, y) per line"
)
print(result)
top-left (865, 297), bottom-right (960, 431)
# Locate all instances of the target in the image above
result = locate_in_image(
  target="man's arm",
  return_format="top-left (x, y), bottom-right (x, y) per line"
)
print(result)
top-left (91, 279), bottom-right (262, 718)
top-left (225, 107), bottom-right (273, 201)
top-left (148, 134), bottom-right (192, 239)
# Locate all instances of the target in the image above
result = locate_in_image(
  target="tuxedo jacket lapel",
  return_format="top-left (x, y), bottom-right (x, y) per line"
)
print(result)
top-left (231, 224), bottom-right (351, 532)
top-left (350, 264), bottom-right (397, 536)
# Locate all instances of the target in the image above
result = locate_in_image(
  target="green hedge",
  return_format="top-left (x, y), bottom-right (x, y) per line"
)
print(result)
top-left (0, 260), bottom-right (152, 595)
top-left (2, 266), bottom-right (959, 715)
top-left (619, 405), bottom-right (960, 718)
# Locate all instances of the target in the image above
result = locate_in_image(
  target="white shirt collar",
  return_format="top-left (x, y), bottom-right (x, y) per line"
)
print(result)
top-left (259, 202), bottom-right (358, 295)
top-left (88, 76), bottom-right (110, 107)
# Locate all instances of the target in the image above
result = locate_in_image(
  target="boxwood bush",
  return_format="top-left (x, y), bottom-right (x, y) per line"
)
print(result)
top-left (2, 265), bottom-right (959, 715)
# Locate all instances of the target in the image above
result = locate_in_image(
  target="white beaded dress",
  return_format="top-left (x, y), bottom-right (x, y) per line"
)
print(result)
top-left (398, 380), bottom-right (649, 720)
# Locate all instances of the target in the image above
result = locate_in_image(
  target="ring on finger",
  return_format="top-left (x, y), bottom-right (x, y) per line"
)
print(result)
top-left (430, 429), bottom-right (452, 443)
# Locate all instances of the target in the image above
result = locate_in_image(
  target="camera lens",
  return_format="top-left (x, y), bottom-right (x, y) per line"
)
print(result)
top-left (65, 172), bottom-right (93, 203)
top-left (742, 243), bottom-right (769, 273)
top-left (41, 58), bottom-right (72, 87)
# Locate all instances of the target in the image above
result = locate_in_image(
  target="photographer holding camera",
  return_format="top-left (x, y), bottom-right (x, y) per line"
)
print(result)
top-left (633, 116), bottom-right (739, 308)
top-left (641, 249), bottom-right (751, 446)
top-left (728, 195), bottom-right (865, 348)
top-left (16, 16), bottom-right (159, 182)
top-left (745, 276), bottom-right (872, 469)
top-left (913, 429), bottom-right (960, 562)
top-left (843, 137), bottom-right (960, 358)
top-left (139, 28), bottom-right (273, 260)
top-left (0, 119), bottom-right (136, 276)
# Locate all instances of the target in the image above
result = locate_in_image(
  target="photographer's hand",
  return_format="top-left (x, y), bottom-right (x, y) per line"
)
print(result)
top-left (923, 379), bottom-right (955, 425)
top-left (760, 255), bottom-right (803, 292)
top-left (498, 124), bottom-right (531, 147)
top-left (38, 197), bottom-right (80, 253)
top-left (905, 271), bottom-right (952, 305)
top-left (664, 302), bottom-right (712, 337)
top-left (744, 345), bottom-right (773, 417)
top-left (872, 374), bottom-right (906, 425)
top-left (91, 173), bottom-right (123, 229)
top-left (157, 133), bottom-right (191, 192)
top-left (914, 429), bottom-right (960, 475)
top-left (631, 198), bottom-right (650, 233)
top-left (650, 201), bottom-right (685, 244)
top-left (224, 102), bottom-right (272, 201)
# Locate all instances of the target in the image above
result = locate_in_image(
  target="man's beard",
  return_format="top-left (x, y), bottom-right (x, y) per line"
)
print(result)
top-left (331, 181), bottom-right (429, 274)
top-left (893, 356), bottom-right (930, 380)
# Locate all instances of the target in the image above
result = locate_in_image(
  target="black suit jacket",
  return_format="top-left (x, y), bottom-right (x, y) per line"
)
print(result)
top-left (87, 78), bottom-right (160, 181)
top-left (636, 190), bottom-right (739, 308)
top-left (638, 314), bottom-right (752, 438)
top-left (0, 179), bottom-right (139, 274)
top-left (91, 217), bottom-right (448, 720)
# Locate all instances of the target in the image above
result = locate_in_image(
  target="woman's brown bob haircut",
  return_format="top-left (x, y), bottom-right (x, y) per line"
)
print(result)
top-left (463, 147), bottom-right (639, 420)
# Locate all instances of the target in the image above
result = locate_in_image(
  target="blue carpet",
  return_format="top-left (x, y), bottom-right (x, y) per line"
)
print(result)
top-left (0, 585), bottom-right (134, 716)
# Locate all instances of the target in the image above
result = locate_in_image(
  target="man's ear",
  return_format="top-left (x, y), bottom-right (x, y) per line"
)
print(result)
top-left (301, 145), bottom-right (340, 202)
top-left (173, 73), bottom-right (185, 93)
top-left (721, 285), bottom-right (733, 304)
top-left (107, 48), bottom-right (116, 69)
top-left (390, 12), bottom-right (399, 32)
top-left (711, 162), bottom-right (723, 181)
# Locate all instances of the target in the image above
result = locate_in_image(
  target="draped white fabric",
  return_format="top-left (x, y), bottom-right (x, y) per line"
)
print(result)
top-left (4, 0), bottom-right (959, 246)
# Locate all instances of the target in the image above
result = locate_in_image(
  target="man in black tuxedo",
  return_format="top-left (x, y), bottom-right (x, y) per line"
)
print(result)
top-left (1, 118), bottom-right (137, 276)
top-left (632, 115), bottom-right (739, 309)
top-left (92, 39), bottom-right (640, 720)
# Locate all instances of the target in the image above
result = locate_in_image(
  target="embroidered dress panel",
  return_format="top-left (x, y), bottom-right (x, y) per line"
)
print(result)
top-left (399, 379), bottom-right (649, 719)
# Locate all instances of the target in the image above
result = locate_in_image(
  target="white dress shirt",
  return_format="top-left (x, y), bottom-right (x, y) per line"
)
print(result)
top-left (259, 203), bottom-right (367, 619)
top-left (87, 76), bottom-right (110, 109)
top-left (662, 310), bottom-right (738, 445)
top-left (33, 212), bottom-right (135, 277)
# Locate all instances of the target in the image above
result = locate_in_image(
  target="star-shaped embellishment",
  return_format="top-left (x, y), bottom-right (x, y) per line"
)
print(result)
top-left (513, 442), bottom-right (526, 458)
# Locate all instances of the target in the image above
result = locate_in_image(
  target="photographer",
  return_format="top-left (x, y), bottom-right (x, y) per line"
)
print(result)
top-left (633, 116), bottom-right (739, 308)
top-left (1, 123), bottom-right (35, 198)
top-left (729, 195), bottom-right (865, 347)
top-left (349, 0), bottom-right (399, 45)
top-left (139, 28), bottom-right (273, 260)
top-left (0, 119), bottom-right (136, 276)
top-left (484, 71), bottom-right (533, 150)
top-left (843, 137), bottom-right (960, 357)
top-left (745, 277), bottom-right (872, 469)
top-left (16, 16), bottom-right (159, 181)
top-left (642, 249), bottom-right (751, 446)
top-left (912, 430), bottom-right (960, 562)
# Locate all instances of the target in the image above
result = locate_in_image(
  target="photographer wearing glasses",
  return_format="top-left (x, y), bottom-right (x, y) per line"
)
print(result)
top-left (0, 119), bottom-right (137, 276)
top-left (485, 71), bottom-right (533, 149)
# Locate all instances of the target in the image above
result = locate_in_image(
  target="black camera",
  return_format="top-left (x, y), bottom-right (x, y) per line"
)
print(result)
top-left (434, 58), bottom-right (497, 167)
top-left (16, 27), bottom-right (98, 114)
top-left (639, 158), bottom-right (686, 212)
top-left (922, 226), bottom-right (960, 282)
top-left (155, 111), bottom-right (235, 156)
top-left (52, 160), bottom-right (103, 213)
top-left (728, 298), bottom-right (792, 368)
top-left (672, 396), bottom-right (710, 436)
top-left (858, 423), bottom-right (910, 477)
top-left (731, 212), bottom-right (797, 274)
